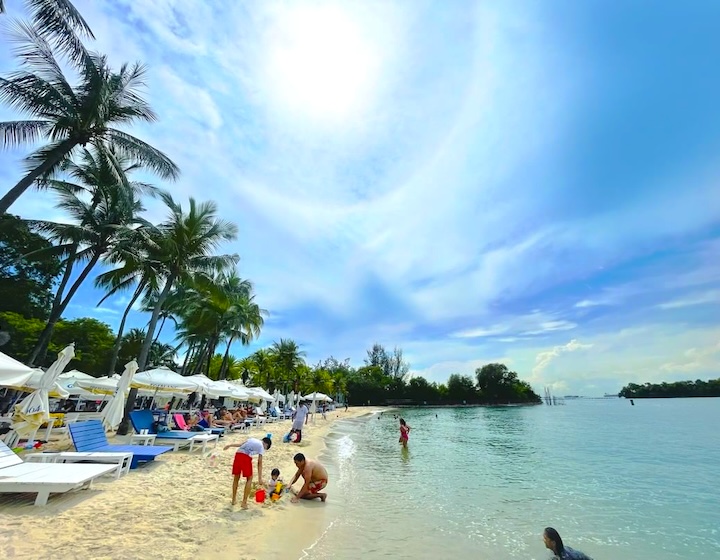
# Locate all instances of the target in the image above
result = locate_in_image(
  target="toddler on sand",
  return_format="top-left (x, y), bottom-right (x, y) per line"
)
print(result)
top-left (267, 468), bottom-right (284, 500)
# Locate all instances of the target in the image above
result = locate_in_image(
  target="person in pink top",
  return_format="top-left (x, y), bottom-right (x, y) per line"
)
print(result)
top-left (399, 418), bottom-right (410, 448)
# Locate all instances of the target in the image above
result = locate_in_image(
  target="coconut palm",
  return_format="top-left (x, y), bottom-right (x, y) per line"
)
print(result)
top-left (1, 0), bottom-right (94, 65)
top-left (136, 193), bottom-right (238, 372)
top-left (0, 22), bottom-right (178, 213)
top-left (26, 147), bottom-right (148, 364)
top-left (269, 338), bottom-right (306, 394)
top-left (94, 227), bottom-right (161, 375)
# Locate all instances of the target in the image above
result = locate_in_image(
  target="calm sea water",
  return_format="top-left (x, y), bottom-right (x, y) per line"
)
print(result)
top-left (301, 399), bottom-right (720, 559)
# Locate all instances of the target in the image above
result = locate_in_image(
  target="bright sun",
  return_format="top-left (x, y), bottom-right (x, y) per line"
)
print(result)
top-left (263, 4), bottom-right (381, 122)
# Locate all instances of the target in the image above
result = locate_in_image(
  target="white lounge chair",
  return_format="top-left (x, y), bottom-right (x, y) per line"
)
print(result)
top-left (0, 441), bottom-right (116, 506)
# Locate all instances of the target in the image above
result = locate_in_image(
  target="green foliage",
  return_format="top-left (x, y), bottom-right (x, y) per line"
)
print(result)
top-left (619, 379), bottom-right (720, 398)
top-left (447, 373), bottom-right (477, 402)
top-left (50, 317), bottom-right (115, 373)
top-left (0, 214), bottom-right (62, 319)
top-left (0, 311), bottom-right (115, 374)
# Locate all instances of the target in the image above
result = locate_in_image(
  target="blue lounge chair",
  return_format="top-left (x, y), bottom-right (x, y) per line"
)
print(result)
top-left (69, 420), bottom-right (172, 469)
top-left (129, 410), bottom-right (196, 441)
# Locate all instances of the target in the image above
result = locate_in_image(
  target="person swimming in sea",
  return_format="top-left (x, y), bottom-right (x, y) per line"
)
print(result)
top-left (399, 418), bottom-right (410, 448)
top-left (543, 527), bottom-right (593, 559)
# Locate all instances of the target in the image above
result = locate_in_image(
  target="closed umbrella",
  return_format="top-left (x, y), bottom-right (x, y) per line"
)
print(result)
top-left (13, 344), bottom-right (75, 439)
top-left (20, 368), bottom-right (70, 398)
top-left (101, 360), bottom-right (138, 431)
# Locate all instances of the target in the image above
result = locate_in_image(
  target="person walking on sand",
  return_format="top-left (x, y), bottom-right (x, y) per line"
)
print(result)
top-left (290, 401), bottom-right (309, 443)
top-left (225, 436), bottom-right (271, 509)
top-left (289, 453), bottom-right (328, 503)
top-left (399, 418), bottom-right (410, 448)
top-left (543, 527), bottom-right (594, 559)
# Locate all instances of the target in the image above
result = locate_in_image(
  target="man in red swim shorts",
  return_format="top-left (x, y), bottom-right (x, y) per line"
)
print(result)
top-left (289, 452), bottom-right (328, 503)
top-left (224, 436), bottom-right (271, 509)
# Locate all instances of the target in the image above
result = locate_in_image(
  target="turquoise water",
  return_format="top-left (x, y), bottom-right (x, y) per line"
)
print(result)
top-left (303, 399), bottom-right (720, 559)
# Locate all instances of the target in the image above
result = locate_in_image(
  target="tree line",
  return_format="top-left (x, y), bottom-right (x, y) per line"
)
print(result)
top-left (619, 379), bottom-right (720, 399)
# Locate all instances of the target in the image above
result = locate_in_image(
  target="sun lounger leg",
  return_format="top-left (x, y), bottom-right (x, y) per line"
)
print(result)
top-left (34, 491), bottom-right (50, 506)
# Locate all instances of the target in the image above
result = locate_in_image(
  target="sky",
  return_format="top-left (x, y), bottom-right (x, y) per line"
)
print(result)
top-left (1, 0), bottom-right (719, 396)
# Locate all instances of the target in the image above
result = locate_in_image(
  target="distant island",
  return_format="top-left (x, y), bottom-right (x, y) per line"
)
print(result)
top-left (619, 378), bottom-right (720, 398)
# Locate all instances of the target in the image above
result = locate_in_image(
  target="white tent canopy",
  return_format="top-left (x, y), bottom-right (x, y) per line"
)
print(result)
top-left (132, 366), bottom-right (199, 393)
top-left (246, 387), bottom-right (274, 401)
top-left (301, 392), bottom-right (332, 402)
top-left (0, 351), bottom-right (34, 388)
top-left (59, 369), bottom-right (93, 380)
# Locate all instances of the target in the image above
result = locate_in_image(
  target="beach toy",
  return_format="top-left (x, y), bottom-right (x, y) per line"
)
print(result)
top-left (255, 488), bottom-right (266, 503)
top-left (271, 481), bottom-right (283, 501)
top-left (266, 433), bottom-right (272, 439)
top-left (282, 433), bottom-right (291, 443)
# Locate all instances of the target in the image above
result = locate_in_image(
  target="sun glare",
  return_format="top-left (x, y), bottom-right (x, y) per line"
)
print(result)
top-left (263, 5), bottom-right (382, 122)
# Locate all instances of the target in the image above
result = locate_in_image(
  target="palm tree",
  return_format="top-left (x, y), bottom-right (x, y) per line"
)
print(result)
top-left (269, 338), bottom-right (306, 394)
top-left (136, 193), bottom-right (238, 372)
top-left (0, 22), bottom-right (178, 213)
top-left (26, 147), bottom-right (147, 364)
top-left (1, 0), bottom-right (94, 65)
top-left (94, 227), bottom-right (161, 375)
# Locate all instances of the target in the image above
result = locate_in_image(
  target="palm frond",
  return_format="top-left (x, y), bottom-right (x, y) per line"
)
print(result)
top-left (0, 119), bottom-right (52, 148)
top-left (7, 20), bottom-right (76, 101)
top-left (103, 129), bottom-right (179, 180)
top-left (27, 0), bottom-right (94, 66)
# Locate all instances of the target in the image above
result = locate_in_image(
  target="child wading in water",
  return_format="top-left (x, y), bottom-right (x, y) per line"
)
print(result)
top-left (399, 418), bottom-right (410, 448)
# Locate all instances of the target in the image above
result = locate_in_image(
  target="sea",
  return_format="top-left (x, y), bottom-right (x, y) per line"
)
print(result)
top-left (299, 399), bottom-right (720, 559)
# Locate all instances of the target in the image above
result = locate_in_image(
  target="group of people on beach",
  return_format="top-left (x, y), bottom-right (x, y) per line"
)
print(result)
top-left (222, 400), bottom-right (328, 510)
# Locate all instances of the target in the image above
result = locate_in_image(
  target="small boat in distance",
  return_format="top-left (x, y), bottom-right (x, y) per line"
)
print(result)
top-left (604, 393), bottom-right (619, 398)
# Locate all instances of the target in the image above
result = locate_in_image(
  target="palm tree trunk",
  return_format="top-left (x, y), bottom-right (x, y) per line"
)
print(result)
top-left (180, 342), bottom-right (194, 374)
top-left (0, 139), bottom-right (77, 214)
top-left (219, 334), bottom-right (235, 379)
top-left (191, 343), bottom-right (208, 374)
top-left (107, 282), bottom-right (144, 375)
top-left (152, 315), bottom-right (167, 345)
top-left (137, 274), bottom-right (175, 371)
top-left (204, 337), bottom-right (217, 378)
top-left (28, 250), bottom-right (101, 365)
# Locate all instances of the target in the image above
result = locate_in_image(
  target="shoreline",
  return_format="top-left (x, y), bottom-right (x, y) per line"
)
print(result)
top-left (0, 407), bottom-right (384, 560)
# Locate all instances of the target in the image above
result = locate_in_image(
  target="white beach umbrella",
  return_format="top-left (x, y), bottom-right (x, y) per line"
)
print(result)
top-left (77, 375), bottom-right (120, 395)
top-left (59, 369), bottom-right (93, 380)
top-left (20, 368), bottom-right (70, 398)
top-left (13, 344), bottom-right (75, 439)
top-left (301, 392), bottom-right (332, 403)
top-left (309, 399), bottom-right (317, 424)
top-left (132, 366), bottom-right (199, 393)
top-left (56, 377), bottom-right (104, 399)
top-left (0, 351), bottom-right (34, 388)
top-left (247, 386), bottom-right (274, 401)
top-left (101, 360), bottom-right (138, 431)
top-left (186, 374), bottom-right (215, 394)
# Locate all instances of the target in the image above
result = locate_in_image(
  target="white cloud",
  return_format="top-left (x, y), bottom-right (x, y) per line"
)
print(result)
top-left (657, 290), bottom-right (720, 310)
top-left (660, 340), bottom-right (720, 373)
top-left (532, 339), bottom-right (593, 378)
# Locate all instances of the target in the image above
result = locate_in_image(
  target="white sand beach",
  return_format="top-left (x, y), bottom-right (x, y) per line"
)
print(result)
top-left (0, 408), bottom-right (380, 560)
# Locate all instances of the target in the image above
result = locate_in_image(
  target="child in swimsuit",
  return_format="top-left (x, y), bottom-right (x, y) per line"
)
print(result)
top-left (267, 468), bottom-right (284, 500)
top-left (399, 418), bottom-right (410, 447)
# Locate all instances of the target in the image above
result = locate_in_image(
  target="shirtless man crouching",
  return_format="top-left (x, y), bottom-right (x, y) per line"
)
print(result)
top-left (289, 453), bottom-right (328, 503)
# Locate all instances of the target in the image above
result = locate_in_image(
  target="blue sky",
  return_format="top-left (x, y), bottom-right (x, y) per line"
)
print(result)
top-left (1, 0), bottom-right (719, 395)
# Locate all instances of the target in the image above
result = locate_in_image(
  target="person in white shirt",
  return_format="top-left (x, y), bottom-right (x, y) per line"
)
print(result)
top-left (224, 436), bottom-right (271, 509)
top-left (290, 402), bottom-right (309, 443)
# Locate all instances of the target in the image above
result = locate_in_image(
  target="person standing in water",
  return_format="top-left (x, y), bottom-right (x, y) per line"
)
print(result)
top-left (399, 418), bottom-right (410, 448)
top-left (543, 527), bottom-right (593, 559)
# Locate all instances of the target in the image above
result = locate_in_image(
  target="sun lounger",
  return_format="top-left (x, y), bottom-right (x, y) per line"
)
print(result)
top-left (173, 413), bottom-right (225, 436)
top-left (25, 451), bottom-right (133, 479)
top-left (188, 434), bottom-right (219, 453)
top-left (130, 410), bottom-right (197, 440)
top-left (0, 441), bottom-right (117, 506)
top-left (69, 420), bottom-right (172, 469)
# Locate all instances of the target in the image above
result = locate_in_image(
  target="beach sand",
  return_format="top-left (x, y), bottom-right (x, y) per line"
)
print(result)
top-left (0, 407), bottom-right (380, 560)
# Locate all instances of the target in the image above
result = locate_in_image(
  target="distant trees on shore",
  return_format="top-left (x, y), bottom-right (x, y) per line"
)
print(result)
top-left (619, 379), bottom-right (720, 398)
